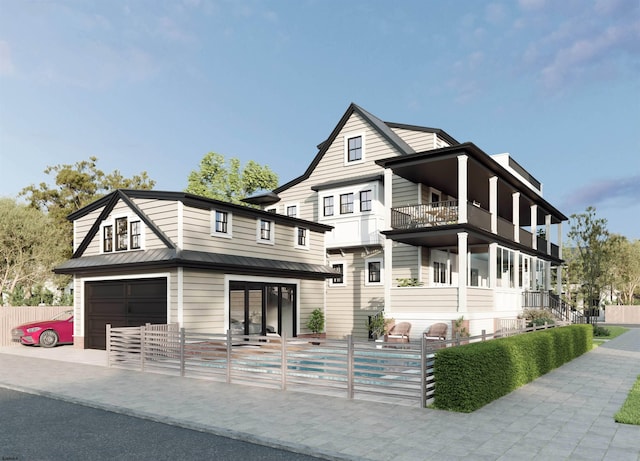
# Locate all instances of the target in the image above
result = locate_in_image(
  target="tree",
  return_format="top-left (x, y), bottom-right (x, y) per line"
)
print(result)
top-left (20, 156), bottom-right (156, 256)
top-left (0, 198), bottom-right (68, 305)
top-left (567, 206), bottom-right (610, 319)
top-left (610, 236), bottom-right (640, 305)
top-left (185, 152), bottom-right (278, 204)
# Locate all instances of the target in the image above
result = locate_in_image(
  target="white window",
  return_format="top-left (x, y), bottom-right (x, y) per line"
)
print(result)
top-left (365, 258), bottom-right (383, 286)
top-left (101, 215), bottom-right (144, 253)
top-left (211, 209), bottom-right (232, 238)
top-left (344, 133), bottom-right (365, 165)
top-left (286, 204), bottom-right (298, 217)
top-left (330, 262), bottom-right (346, 286)
top-left (257, 218), bottom-right (275, 244)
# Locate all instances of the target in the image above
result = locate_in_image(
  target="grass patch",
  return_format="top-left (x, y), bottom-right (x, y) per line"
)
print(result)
top-left (615, 375), bottom-right (640, 425)
top-left (592, 326), bottom-right (629, 347)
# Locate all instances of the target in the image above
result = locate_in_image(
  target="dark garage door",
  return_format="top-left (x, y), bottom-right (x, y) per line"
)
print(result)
top-left (85, 278), bottom-right (167, 350)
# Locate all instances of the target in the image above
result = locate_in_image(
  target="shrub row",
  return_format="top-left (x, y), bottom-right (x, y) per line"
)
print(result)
top-left (433, 324), bottom-right (593, 412)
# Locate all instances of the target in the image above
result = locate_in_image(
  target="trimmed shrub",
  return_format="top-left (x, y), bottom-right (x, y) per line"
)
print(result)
top-left (433, 324), bottom-right (592, 412)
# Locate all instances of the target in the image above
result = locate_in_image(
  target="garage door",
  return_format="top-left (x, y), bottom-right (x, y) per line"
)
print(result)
top-left (85, 278), bottom-right (167, 350)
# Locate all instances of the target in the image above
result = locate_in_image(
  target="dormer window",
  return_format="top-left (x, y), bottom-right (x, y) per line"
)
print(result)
top-left (211, 209), bottom-right (232, 238)
top-left (257, 218), bottom-right (275, 244)
top-left (102, 216), bottom-right (143, 253)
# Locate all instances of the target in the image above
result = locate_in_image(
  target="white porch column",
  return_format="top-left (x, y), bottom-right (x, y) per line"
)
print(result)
top-left (489, 243), bottom-right (497, 289)
top-left (512, 192), bottom-right (520, 243)
top-left (457, 232), bottom-right (468, 312)
top-left (545, 261), bottom-right (551, 291)
top-left (557, 221), bottom-right (563, 295)
top-left (489, 176), bottom-right (498, 233)
top-left (458, 155), bottom-right (468, 224)
top-left (545, 214), bottom-right (551, 255)
top-left (384, 168), bottom-right (393, 314)
top-left (530, 204), bottom-right (538, 250)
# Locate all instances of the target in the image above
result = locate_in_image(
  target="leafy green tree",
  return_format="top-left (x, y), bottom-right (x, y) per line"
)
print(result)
top-left (0, 198), bottom-right (68, 304)
top-left (185, 152), bottom-right (278, 204)
top-left (609, 236), bottom-right (640, 305)
top-left (20, 156), bottom-right (155, 256)
top-left (567, 206), bottom-right (610, 318)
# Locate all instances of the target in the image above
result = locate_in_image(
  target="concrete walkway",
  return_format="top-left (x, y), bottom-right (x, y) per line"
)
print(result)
top-left (1, 329), bottom-right (639, 461)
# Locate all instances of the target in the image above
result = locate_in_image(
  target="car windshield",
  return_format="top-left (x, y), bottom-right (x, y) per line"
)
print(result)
top-left (51, 311), bottom-right (73, 321)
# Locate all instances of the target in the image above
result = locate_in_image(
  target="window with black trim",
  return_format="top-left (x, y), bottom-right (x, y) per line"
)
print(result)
top-left (103, 225), bottom-right (113, 252)
top-left (347, 136), bottom-right (362, 162)
top-left (368, 261), bottom-right (381, 283)
top-left (115, 217), bottom-right (128, 251)
top-left (215, 210), bottom-right (228, 233)
top-left (130, 220), bottom-right (141, 249)
top-left (286, 205), bottom-right (297, 217)
top-left (340, 193), bottom-right (354, 214)
top-left (360, 190), bottom-right (372, 212)
top-left (332, 263), bottom-right (344, 284)
top-left (258, 218), bottom-right (274, 244)
top-left (323, 196), bottom-right (334, 216)
top-left (297, 227), bottom-right (307, 247)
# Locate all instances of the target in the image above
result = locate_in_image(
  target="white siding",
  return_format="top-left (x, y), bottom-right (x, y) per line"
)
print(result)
top-left (391, 128), bottom-right (438, 152)
top-left (181, 270), bottom-right (225, 332)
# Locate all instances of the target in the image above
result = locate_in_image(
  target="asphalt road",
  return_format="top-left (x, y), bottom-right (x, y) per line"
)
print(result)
top-left (0, 387), bottom-right (325, 461)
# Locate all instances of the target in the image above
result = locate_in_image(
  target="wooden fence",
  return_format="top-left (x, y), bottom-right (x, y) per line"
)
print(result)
top-left (107, 321), bottom-right (560, 407)
top-left (0, 306), bottom-right (72, 347)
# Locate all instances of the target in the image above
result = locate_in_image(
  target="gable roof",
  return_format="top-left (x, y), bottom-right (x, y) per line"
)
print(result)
top-left (273, 103), bottom-right (422, 195)
top-left (70, 189), bottom-right (334, 259)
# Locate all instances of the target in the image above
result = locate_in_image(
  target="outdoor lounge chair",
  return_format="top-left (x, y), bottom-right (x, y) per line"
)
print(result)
top-left (385, 322), bottom-right (412, 343)
top-left (423, 323), bottom-right (448, 348)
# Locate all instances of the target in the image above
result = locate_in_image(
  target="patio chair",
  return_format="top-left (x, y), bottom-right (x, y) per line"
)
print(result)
top-left (385, 322), bottom-right (411, 343)
top-left (423, 323), bottom-right (448, 348)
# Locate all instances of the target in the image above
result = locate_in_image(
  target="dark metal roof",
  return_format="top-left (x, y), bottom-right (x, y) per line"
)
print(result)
top-left (54, 248), bottom-right (339, 279)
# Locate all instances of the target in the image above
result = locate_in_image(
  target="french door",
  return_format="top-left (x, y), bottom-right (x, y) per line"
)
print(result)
top-left (229, 281), bottom-right (297, 336)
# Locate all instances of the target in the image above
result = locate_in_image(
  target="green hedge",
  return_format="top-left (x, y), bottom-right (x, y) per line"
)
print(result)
top-left (433, 324), bottom-right (593, 412)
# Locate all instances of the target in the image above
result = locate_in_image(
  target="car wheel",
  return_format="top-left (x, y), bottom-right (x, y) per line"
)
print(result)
top-left (39, 330), bottom-right (59, 348)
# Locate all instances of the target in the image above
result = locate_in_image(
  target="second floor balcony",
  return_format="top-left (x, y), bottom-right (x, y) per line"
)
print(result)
top-left (390, 201), bottom-right (559, 258)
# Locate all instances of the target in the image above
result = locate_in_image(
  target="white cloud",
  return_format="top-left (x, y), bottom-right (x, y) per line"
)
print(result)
top-left (0, 41), bottom-right (14, 75)
top-left (539, 21), bottom-right (640, 90)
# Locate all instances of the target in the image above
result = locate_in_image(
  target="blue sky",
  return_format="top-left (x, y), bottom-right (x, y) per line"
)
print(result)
top-left (1, 0), bottom-right (638, 240)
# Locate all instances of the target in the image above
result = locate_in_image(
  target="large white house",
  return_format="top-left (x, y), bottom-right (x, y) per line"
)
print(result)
top-left (56, 103), bottom-right (567, 349)
top-left (246, 103), bottom-right (568, 339)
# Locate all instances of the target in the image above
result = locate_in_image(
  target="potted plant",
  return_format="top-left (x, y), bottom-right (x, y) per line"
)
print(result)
top-left (306, 308), bottom-right (325, 344)
top-left (452, 316), bottom-right (470, 345)
top-left (367, 313), bottom-right (393, 340)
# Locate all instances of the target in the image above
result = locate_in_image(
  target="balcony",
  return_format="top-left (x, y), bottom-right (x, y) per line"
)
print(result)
top-left (390, 201), bottom-right (559, 258)
top-left (391, 201), bottom-right (459, 229)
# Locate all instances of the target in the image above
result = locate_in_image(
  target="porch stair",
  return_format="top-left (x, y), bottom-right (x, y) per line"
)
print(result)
top-left (522, 291), bottom-right (586, 324)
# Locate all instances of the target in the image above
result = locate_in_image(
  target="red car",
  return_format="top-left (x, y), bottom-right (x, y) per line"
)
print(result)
top-left (11, 310), bottom-right (74, 347)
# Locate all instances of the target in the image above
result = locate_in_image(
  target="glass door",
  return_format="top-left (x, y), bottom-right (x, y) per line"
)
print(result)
top-left (229, 281), bottom-right (296, 336)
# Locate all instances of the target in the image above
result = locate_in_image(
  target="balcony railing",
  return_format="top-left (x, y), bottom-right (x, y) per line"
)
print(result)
top-left (390, 202), bottom-right (560, 257)
top-left (391, 201), bottom-right (458, 229)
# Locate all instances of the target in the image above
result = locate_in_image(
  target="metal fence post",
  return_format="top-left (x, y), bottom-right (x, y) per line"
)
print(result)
top-left (421, 335), bottom-right (427, 408)
top-left (347, 335), bottom-right (354, 399)
top-left (281, 332), bottom-right (287, 391)
top-left (481, 329), bottom-right (486, 341)
top-left (140, 325), bottom-right (146, 371)
top-left (106, 324), bottom-right (111, 367)
top-left (226, 329), bottom-right (232, 384)
top-left (180, 327), bottom-right (185, 377)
